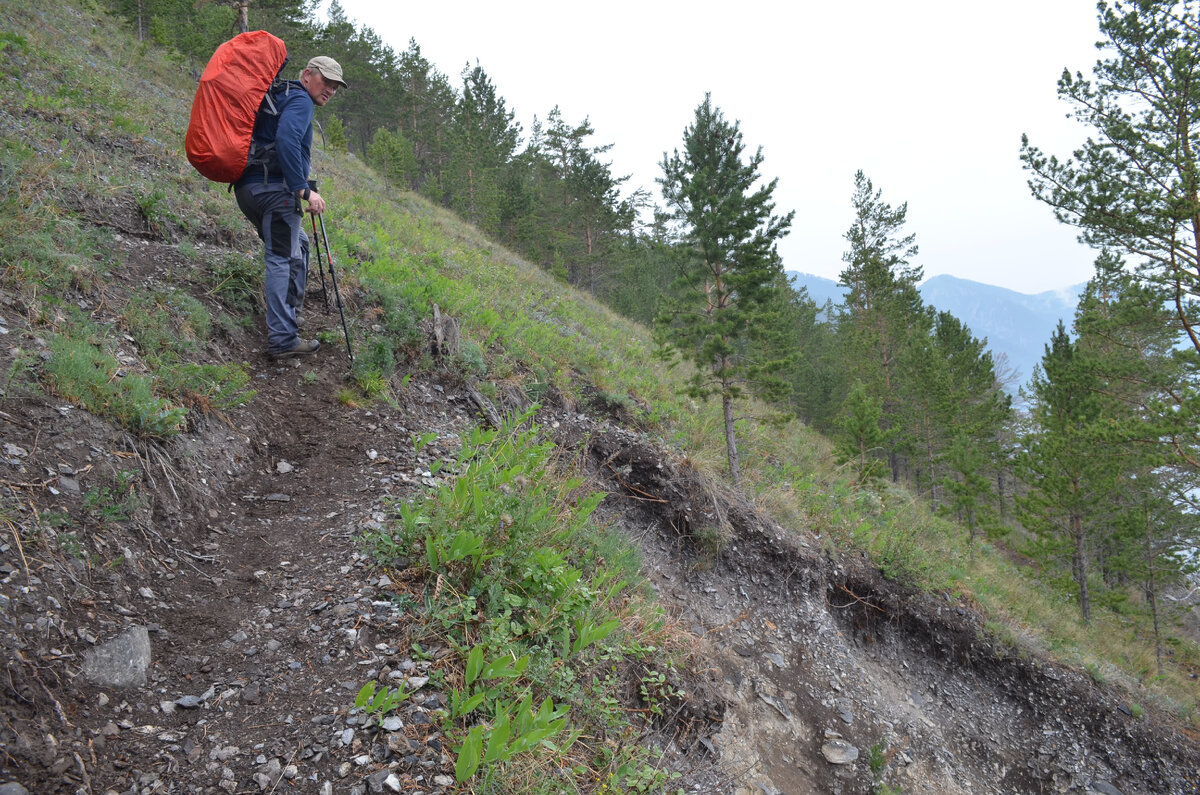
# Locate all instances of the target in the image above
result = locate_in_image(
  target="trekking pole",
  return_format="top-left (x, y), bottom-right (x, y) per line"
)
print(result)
top-left (315, 212), bottom-right (354, 361)
top-left (309, 212), bottom-right (330, 312)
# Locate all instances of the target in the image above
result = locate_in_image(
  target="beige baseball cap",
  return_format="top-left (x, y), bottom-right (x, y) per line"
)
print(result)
top-left (306, 56), bottom-right (348, 88)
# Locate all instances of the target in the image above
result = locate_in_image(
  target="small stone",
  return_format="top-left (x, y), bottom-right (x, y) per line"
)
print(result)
top-left (2, 443), bottom-right (29, 458)
top-left (276, 461), bottom-right (294, 474)
top-left (83, 626), bottom-right (151, 688)
top-left (822, 739), bottom-right (859, 765)
top-left (241, 682), bottom-right (261, 704)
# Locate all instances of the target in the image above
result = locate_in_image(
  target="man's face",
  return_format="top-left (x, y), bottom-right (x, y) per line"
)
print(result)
top-left (303, 70), bottom-right (340, 106)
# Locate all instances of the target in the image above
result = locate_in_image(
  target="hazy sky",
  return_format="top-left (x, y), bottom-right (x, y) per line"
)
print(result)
top-left (334, 0), bottom-right (1106, 295)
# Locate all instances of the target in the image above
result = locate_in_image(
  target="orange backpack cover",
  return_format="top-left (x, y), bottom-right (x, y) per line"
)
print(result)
top-left (186, 31), bottom-right (288, 183)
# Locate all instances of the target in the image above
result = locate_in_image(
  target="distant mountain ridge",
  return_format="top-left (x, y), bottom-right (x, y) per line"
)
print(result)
top-left (787, 271), bottom-right (1084, 393)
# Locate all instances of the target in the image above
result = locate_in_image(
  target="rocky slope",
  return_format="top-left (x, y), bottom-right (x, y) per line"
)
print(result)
top-left (1, 234), bottom-right (1198, 795)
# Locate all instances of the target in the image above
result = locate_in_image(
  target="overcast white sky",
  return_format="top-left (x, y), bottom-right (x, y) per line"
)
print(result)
top-left (333, 0), bottom-right (1106, 295)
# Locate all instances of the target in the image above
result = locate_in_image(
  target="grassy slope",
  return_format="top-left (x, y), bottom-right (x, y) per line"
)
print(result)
top-left (2, 0), bottom-right (1196, 743)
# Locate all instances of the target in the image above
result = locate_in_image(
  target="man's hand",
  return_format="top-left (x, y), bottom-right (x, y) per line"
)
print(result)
top-left (300, 189), bottom-right (327, 215)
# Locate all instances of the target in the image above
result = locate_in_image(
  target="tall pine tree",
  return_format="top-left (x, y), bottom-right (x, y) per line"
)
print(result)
top-left (656, 95), bottom-right (795, 485)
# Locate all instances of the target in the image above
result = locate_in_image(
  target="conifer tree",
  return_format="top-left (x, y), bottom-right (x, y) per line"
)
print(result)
top-left (1021, 0), bottom-right (1200, 470)
top-left (366, 127), bottom-right (416, 188)
top-left (1019, 321), bottom-right (1115, 622)
top-left (656, 94), bottom-right (795, 485)
top-left (394, 40), bottom-right (456, 194)
top-left (446, 63), bottom-right (521, 231)
top-left (835, 380), bottom-right (894, 483)
top-left (837, 170), bottom-right (927, 480)
top-left (1070, 253), bottom-right (1199, 654)
top-left (941, 432), bottom-right (995, 546)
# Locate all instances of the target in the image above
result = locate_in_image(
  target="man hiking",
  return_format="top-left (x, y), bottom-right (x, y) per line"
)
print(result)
top-left (234, 55), bottom-right (347, 358)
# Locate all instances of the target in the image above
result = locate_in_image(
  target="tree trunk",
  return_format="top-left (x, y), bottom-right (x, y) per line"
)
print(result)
top-left (722, 390), bottom-right (741, 487)
top-left (1144, 527), bottom-right (1163, 675)
top-left (236, 1), bottom-right (249, 33)
top-left (996, 470), bottom-right (1006, 518)
top-left (1072, 512), bottom-right (1091, 622)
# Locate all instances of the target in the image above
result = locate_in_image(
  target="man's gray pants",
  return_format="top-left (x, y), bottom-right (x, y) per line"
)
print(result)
top-left (235, 181), bottom-right (309, 354)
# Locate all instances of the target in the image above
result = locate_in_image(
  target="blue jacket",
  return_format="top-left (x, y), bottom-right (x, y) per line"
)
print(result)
top-left (236, 80), bottom-right (314, 194)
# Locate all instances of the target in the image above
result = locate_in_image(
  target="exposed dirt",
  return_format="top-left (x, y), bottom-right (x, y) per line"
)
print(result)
top-left (1, 182), bottom-right (1199, 795)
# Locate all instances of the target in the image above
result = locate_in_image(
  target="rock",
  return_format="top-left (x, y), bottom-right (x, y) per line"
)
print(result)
top-left (83, 626), bottom-right (151, 688)
top-left (0, 783), bottom-right (32, 795)
top-left (821, 739), bottom-right (859, 765)
top-left (1089, 782), bottom-right (1123, 795)
top-left (241, 682), bottom-right (261, 704)
top-left (757, 692), bottom-right (792, 721)
top-left (276, 461), bottom-right (294, 474)
top-left (2, 442), bottom-right (29, 459)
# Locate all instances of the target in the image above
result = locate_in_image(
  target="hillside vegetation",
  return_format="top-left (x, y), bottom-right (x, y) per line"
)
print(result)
top-left (1, 1), bottom-right (1199, 794)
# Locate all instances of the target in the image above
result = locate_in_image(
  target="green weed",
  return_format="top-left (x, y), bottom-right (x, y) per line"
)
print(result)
top-left (122, 290), bottom-right (211, 357)
top-left (156, 362), bottom-right (255, 412)
top-left (209, 252), bottom-right (261, 312)
top-left (45, 333), bottom-right (186, 438)
top-left (353, 681), bottom-right (410, 727)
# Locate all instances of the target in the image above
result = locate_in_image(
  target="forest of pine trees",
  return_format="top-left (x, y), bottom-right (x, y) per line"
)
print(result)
top-left (127, 0), bottom-right (1199, 660)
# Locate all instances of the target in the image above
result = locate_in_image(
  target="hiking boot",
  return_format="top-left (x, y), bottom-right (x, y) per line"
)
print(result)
top-left (269, 339), bottom-right (320, 358)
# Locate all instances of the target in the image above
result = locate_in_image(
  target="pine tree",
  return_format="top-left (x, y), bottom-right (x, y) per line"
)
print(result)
top-left (446, 62), bottom-right (521, 231)
top-left (941, 432), bottom-right (995, 546)
top-left (656, 95), bottom-right (795, 485)
top-left (1020, 0), bottom-right (1200, 470)
top-left (835, 380), bottom-right (894, 483)
top-left (394, 40), bottom-right (456, 194)
top-left (1070, 253), bottom-right (1199, 658)
top-left (1019, 322), bottom-right (1114, 622)
top-left (366, 127), bottom-right (416, 188)
top-left (836, 170), bottom-right (928, 481)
